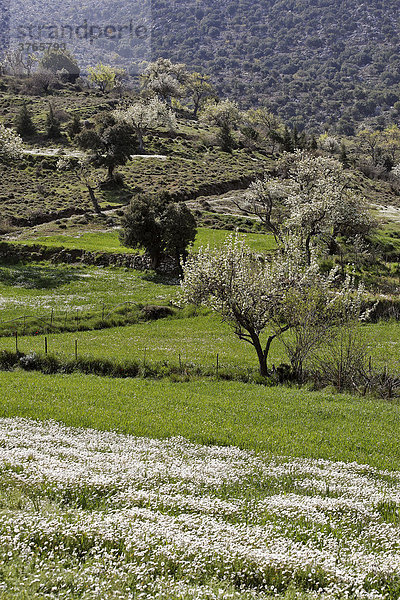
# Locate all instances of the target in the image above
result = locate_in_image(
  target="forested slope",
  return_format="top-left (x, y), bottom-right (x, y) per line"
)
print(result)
top-left (1, 0), bottom-right (400, 131)
top-left (151, 0), bottom-right (400, 131)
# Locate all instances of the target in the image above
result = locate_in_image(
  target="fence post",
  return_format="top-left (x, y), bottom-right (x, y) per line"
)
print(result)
top-left (216, 353), bottom-right (219, 378)
top-left (179, 354), bottom-right (182, 369)
top-left (44, 336), bottom-right (48, 355)
top-left (15, 331), bottom-right (18, 354)
top-left (75, 339), bottom-right (78, 361)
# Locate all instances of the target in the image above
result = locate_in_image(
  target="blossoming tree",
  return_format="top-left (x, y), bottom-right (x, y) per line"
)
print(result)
top-left (180, 234), bottom-right (366, 378)
top-left (0, 124), bottom-right (24, 164)
top-left (113, 98), bottom-right (177, 154)
top-left (236, 150), bottom-right (372, 264)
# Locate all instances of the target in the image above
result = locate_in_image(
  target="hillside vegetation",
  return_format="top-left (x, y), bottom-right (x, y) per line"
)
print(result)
top-left (0, 57), bottom-right (400, 599)
top-left (2, 1), bottom-right (400, 130)
top-left (152, 0), bottom-right (400, 131)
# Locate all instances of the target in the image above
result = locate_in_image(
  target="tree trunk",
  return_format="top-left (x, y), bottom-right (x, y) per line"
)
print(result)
top-left (107, 164), bottom-right (115, 181)
top-left (264, 334), bottom-right (277, 373)
top-left (263, 328), bottom-right (289, 374)
top-left (137, 131), bottom-right (145, 154)
top-left (250, 331), bottom-right (268, 377)
top-left (193, 99), bottom-right (200, 119)
top-left (305, 234), bottom-right (312, 266)
top-left (87, 185), bottom-right (102, 215)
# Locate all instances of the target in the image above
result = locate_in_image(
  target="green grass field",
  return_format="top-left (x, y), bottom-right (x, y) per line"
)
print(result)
top-left (2, 82), bottom-right (400, 600)
top-left (1, 370), bottom-right (400, 470)
top-left (16, 231), bottom-right (140, 254)
top-left (0, 263), bottom-right (177, 323)
top-left (15, 227), bottom-right (273, 255)
top-left (0, 316), bottom-right (398, 372)
top-left (0, 226), bottom-right (273, 330)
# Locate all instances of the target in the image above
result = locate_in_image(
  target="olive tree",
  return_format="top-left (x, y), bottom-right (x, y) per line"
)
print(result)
top-left (39, 49), bottom-right (80, 81)
top-left (120, 193), bottom-right (196, 271)
top-left (76, 116), bottom-right (138, 184)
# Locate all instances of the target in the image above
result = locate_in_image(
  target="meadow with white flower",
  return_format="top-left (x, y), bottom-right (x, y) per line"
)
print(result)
top-left (2, 418), bottom-right (400, 599)
top-left (0, 263), bottom-right (176, 323)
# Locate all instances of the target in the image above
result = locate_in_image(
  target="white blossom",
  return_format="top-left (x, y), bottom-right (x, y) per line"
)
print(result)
top-left (113, 98), bottom-right (177, 153)
top-left (180, 234), bottom-right (363, 376)
top-left (1, 418), bottom-right (400, 600)
top-left (0, 124), bottom-right (24, 162)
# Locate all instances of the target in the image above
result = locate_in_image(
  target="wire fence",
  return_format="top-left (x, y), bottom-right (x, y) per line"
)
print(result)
top-left (10, 329), bottom-right (226, 378)
top-left (0, 301), bottom-right (147, 336)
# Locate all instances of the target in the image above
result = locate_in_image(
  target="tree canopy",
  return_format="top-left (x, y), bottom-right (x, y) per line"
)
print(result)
top-left (120, 193), bottom-right (196, 271)
top-left (181, 234), bottom-right (366, 377)
top-left (77, 116), bottom-right (138, 183)
top-left (113, 99), bottom-right (176, 154)
top-left (39, 49), bottom-right (80, 81)
top-left (237, 151), bottom-right (373, 264)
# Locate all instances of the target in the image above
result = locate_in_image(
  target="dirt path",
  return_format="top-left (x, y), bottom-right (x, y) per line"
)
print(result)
top-left (186, 189), bottom-right (251, 217)
top-left (371, 203), bottom-right (400, 224)
top-left (23, 148), bottom-right (85, 158)
top-left (23, 148), bottom-right (167, 160)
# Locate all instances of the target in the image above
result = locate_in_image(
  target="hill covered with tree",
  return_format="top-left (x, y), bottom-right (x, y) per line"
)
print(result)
top-left (151, 0), bottom-right (400, 132)
top-left (1, 0), bottom-right (400, 132)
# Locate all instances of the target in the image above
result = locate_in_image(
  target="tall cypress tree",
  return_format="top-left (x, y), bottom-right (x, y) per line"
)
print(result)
top-left (14, 102), bottom-right (36, 138)
top-left (46, 103), bottom-right (61, 139)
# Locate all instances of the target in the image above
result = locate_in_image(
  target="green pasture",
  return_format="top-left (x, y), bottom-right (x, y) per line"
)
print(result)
top-left (0, 314), bottom-right (259, 368)
top-left (0, 315), bottom-right (398, 373)
top-left (17, 231), bottom-right (140, 254)
top-left (0, 226), bottom-right (271, 326)
top-left (1, 370), bottom-right (400, 471)
top-left (15, 227), bottom-right (273, 255)
top-left (193, 228), bottom-right (275, 253)
top-left (0, 263), bottom-right (177, 323)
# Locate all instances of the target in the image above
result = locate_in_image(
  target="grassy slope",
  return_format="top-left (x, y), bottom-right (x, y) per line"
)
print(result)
top-left (0, 263), bottom-right (177, 322)
top-left (1, 370), bottom-right (400, 471)
top-left (0, 317), bottom-right (398, 372)
top-left (13, 228), bottom-right (275, 254)
top-left (1, 147), bottom-right (268, 222)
